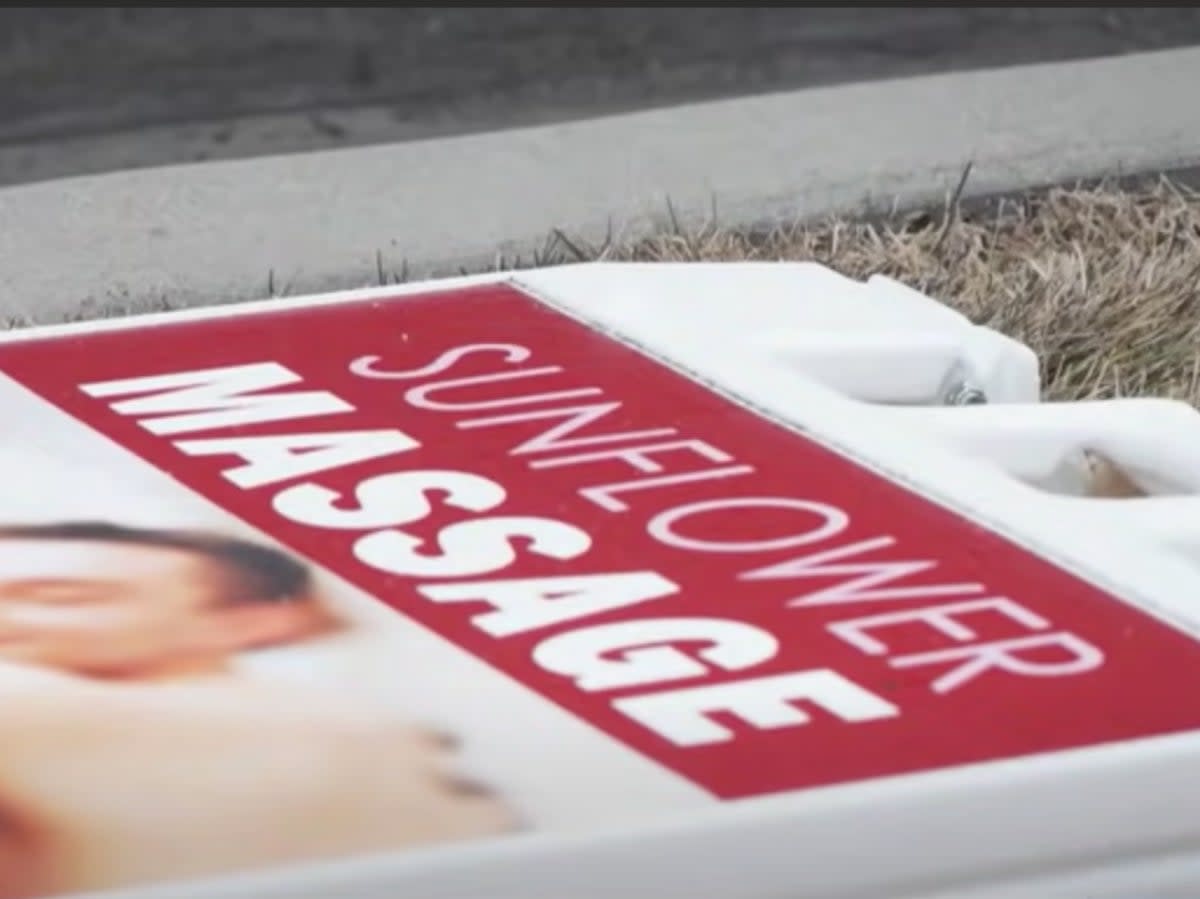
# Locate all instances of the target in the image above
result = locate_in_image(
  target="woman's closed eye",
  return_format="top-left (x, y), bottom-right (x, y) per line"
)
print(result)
top-left (0, 579), bottom-right (116, 605)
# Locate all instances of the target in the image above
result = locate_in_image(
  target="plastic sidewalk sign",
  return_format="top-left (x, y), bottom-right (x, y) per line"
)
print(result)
top-left (0, 262), bottom-right (1198, 899)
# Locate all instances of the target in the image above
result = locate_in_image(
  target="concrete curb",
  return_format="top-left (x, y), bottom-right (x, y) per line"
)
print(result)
top-left (2, 45), bottom-right (1199, 323)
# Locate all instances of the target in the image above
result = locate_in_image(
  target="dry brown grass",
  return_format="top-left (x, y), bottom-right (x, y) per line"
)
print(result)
top-left (602, 178), bottom-right (1200, 404)
top-left (24, 177), bottom-right (1200, 408)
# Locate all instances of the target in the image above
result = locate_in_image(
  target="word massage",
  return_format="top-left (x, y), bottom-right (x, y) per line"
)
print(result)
top-left (78, 336), bottom-right (1104, 751)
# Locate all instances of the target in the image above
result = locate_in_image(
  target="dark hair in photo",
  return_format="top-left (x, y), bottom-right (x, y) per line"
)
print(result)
top-left (0, 521), bottom-right (312, 604)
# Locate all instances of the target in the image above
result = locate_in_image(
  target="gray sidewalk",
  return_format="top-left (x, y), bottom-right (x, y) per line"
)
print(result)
top-left (1, 45), bottom-right (1199, 324)
top-left (5, 9), bottom-right (1200, 187)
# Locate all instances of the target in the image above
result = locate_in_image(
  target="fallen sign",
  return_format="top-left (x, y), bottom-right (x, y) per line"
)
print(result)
top-left (1, 262), bottom-right (1198, 899)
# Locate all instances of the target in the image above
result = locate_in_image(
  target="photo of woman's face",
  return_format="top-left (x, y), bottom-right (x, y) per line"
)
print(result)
top-left (0, 537), bottom-right (232, 676)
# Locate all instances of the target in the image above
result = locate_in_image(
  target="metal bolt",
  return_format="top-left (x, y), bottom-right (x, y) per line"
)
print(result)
top-left (942, 381), bottom-right (988, 406)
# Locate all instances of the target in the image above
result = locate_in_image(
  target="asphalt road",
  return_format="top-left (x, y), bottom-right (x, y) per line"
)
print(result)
top-left (3, 8), bottom-right (1200, 186)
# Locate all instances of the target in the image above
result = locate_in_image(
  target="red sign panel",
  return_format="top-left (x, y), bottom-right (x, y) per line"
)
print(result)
top-left (3, 282), bottom-right (1198, 799)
